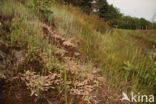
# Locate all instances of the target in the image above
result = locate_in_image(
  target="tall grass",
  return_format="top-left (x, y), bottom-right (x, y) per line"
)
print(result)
top-left (49, 3), bottom-right (156, 95)
top-left (50, 3), bottom-right (110, 38)
top-left (0, 0), bottom-right (60, 74)
top-left (101, 32), bottom-right (155, 92)
top-left (1, 0), bottom-right (155, 97)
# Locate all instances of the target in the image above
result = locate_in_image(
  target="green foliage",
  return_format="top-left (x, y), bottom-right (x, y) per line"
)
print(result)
top-left (94, 0), bottom-right (153, 30)
top-left (95, 0), bottom-right (121, 22)
top-left (117, 16), bottom-right (151, 30)
top-left (153, 23), bottom-right (156, 29)
top-left (1, 0), bottom-right (155, 98)
top-left (26, 0), bottom-right (53, 23)
top-left (0, 0), bottom-right (59, 74)
top-left (64, 0), bottom-right (93, 13)
top-left (32, 0), bottom-right (53, 15)
top-left (63, 0), bottom-right (154, 30)
top-left (127, 30), bottom-right (156, 44)
top-left (123, 61), bottom-right (135, 71)
top-left (51, 3), bottom-right (156, 93)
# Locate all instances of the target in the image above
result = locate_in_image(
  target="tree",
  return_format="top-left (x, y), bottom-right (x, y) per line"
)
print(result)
top-left (95, 0), bottom-right (109, 20)
top-left (63, 0), bottom-right (153, 30)
top-left (64, 0), bottom-right (93, 13)
top-left (95, 0), bottom-right (121, 26)
top-left (153, 23), bottom-right (156, 29)
top-left (139, 18), bottom-right (149, 29)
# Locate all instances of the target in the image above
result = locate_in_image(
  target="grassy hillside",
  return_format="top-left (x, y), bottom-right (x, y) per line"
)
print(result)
top-left (0, 0), bottom-right (156, 104)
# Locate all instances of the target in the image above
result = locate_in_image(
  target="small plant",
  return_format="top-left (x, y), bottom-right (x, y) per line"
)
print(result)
top-left (28, 0), bottom-right (53, 22)
top-left (123, 61), bottom-right (134, 71)
top-left (21, 70), bottom-right (62, 96)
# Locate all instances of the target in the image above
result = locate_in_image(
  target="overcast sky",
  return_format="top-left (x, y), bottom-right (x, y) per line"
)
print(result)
top-left (107, 0), bottom-right (156, 21)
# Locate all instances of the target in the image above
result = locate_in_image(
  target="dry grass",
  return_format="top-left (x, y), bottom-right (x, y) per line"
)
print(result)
top-left (0, 0), bottom-right (155, 104)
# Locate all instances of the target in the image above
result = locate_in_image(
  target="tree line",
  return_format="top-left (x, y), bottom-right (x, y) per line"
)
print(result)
top-left (61, 0), bottom-right (156, 30)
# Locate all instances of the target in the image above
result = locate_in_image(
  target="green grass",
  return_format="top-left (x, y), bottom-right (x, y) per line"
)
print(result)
top-left (0, 0), bottom-right (60, 74)
top-left (0, 0), bottom-right (155, 101)
top-left (134, 30), bottom-right (156, 45)
top-left (117, 29), bottom-right (156, 45)
top-left (48, 4), bottom-right (156, 95)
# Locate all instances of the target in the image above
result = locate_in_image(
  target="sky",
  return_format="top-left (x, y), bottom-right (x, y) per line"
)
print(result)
top-left (107, 0), bottom-right (156, 21)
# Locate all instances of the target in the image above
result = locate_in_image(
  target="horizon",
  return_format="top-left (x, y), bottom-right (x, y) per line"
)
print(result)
top-left (107, 0), bottom-right (156, 22)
